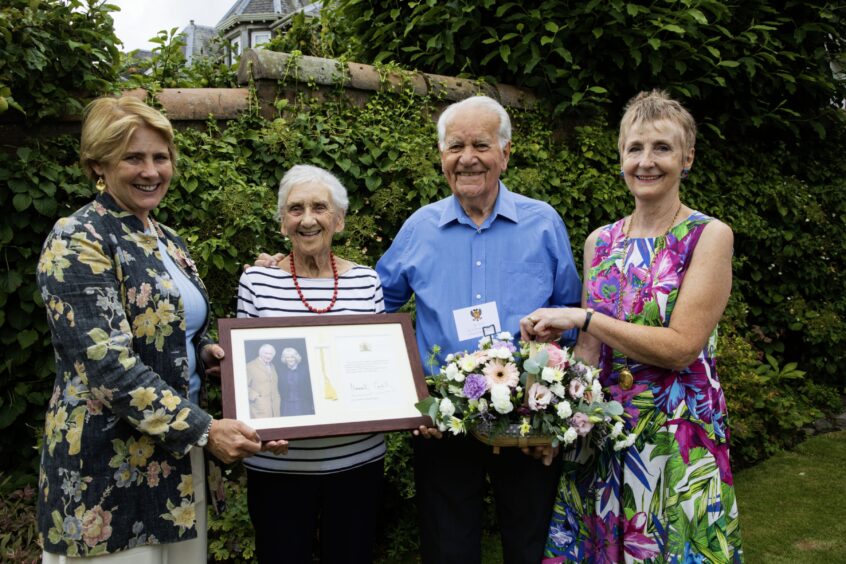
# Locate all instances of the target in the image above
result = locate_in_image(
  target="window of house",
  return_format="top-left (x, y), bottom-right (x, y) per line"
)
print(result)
top-left (252, 31), bottom-right (271, 47)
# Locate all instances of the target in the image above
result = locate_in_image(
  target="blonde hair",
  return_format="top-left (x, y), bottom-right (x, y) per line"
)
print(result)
top-left (618, 89), bottom-right (696, 156)
top-left (79, 97), bottom-right (177, 180)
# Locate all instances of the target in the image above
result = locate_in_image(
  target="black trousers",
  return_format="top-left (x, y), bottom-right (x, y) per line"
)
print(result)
top-left (414, 435), bottom-right (563, 564)
top-left (246, 459), bottom-right (384, 564)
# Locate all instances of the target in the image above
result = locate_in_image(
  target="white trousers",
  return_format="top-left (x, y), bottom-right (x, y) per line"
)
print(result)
top-left (43, 448), bottom-right (207, 563)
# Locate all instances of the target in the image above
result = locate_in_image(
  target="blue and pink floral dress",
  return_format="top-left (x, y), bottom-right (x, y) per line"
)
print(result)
top-left (543, 212), bottom-right (743, 563)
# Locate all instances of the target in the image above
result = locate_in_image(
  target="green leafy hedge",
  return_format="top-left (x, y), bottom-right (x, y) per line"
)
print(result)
top-left (3, 84), bottom-right (843, 559)
top-left (336, 0), bottom-right (846, 140)
top-left (3, 1), bottom-right (845, 559)
top-left (0, 0), bottom-right (120, 119)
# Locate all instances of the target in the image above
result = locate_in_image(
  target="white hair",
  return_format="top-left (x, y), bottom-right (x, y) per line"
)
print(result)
top-left (437, 95), bottom-right (512, 151)
top-left (258, 343), bottom-right (276, 355)
top-left (281, 347), bottom-right (302, 364)
top-left (276, 164), bottom-right (349, 220)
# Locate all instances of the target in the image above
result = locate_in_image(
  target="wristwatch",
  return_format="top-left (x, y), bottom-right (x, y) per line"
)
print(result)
top-left (582, 308), bottom-right (594, 333)
top-left (197, 419), bottom-right (213, 447)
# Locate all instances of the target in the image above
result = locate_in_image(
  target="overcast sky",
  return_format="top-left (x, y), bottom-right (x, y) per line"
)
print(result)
top-left (108, 0), bottom-right (236, 52)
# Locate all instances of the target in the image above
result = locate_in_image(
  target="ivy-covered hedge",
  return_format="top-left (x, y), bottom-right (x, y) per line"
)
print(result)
top-left (2, 1), bottom-right (845, 559)
top-left (2, 82), bottom-right (843, 559)
top-left (336, 0), bottom-right (846, 139)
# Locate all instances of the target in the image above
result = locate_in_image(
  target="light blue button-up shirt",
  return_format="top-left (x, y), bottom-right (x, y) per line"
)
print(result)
top-left (376, 182), bottom-right (581, 371)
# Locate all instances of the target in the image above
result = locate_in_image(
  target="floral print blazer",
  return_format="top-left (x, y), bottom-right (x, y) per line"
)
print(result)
top-left (36, 192), bottom-right (214, 556)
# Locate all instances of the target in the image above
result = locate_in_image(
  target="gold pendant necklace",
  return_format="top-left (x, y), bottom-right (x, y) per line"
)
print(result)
top-left (615, 203), bottom-right (682, 390)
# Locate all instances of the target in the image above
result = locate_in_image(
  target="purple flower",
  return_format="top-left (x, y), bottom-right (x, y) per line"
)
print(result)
top-left (623, 512), bottom-right (659, 560)
top-left (571, 412), bottom-right (594, 436)
top-left (463, 374), bottom-right (488, 400)
top-left (668, 418), bottom-right (734, 485)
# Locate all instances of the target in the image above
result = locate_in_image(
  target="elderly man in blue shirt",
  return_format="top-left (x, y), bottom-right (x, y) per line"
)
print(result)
top-left (376, 95), bottom-right (581, 564)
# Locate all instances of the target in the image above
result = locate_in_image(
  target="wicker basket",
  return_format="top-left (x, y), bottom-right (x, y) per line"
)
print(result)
top-left (470, 422), bottom-right (554, 453)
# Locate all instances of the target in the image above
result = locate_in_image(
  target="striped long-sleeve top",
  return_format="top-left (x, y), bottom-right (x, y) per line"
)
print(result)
top-left (236, 263), bottom-right (387, 474)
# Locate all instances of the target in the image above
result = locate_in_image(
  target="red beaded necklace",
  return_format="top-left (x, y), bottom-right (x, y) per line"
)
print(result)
top-left (289, 250), bottom-right (339, 314)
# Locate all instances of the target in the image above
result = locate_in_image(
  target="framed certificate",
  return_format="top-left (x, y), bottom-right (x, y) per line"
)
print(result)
top-left (218, 313), bottom-right (431, 440)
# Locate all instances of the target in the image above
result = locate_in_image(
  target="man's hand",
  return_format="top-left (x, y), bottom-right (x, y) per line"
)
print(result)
top-left (412, 425), bottom-right (443, 439)
top-left (243, 252), bottom-right (286, 271)
top-left (520, 444), bottom-right (560, 466)
top-left (205, 419), bottom-right (262, 464)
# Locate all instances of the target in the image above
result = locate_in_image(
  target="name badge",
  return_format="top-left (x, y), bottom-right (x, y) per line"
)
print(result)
top-left (453, 301), bottom-right (501, 342)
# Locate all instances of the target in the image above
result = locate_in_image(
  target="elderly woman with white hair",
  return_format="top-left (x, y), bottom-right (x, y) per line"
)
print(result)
top-left (236, 164), bottom-right (386, 564)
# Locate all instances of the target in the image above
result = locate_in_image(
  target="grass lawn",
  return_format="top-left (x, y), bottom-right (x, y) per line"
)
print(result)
top-left (734, 430), bottom-right (846, 564)
top-left (383, 431), bottom-right (846, 563)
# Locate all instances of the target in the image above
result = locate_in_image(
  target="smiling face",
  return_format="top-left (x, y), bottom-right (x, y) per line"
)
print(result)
top-left (258, 346), bottom-right (276, 364)
top-left (280, 182), bottom-right (344, 259)
top-left (91, 125), bottom-right (173, 226)
top-left (620, 119), bottom-right (694, 201)
top-left (440, 107), bottom-right (511, 213)
top-left (282, 351), bottom-right (299, 369)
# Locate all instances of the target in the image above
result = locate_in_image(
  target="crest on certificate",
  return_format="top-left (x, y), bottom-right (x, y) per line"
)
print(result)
top-left (470, 308), bottom-right (483, 321)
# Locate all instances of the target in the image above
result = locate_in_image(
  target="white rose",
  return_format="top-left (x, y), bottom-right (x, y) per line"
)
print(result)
top-left (445, 353), bottom-right (455, 362)
top-left (439, 397), bottom-right (455, 417)
top-left (445, 363), bottom-right (461, 381)
top-left (541, 366), bottom-right (556, 383)
top-left (460, 356), bottom-right (477, 373)
top-left (610, 421), bottom-right (624, 439)
top-left (498, 331), bottom-right (513, 341)
top-left (490, 384), bottom-right (514, 414)
top-left (561, 427), bottom-right (578, 445)
top-left (494, 347), bottom-right (512, 360)
top-left (550, 383), bottom-right (566, 397)
top-left (556, 400), bottom-right (572, 419)
top-left (591, 379), bottom-right (602, 398)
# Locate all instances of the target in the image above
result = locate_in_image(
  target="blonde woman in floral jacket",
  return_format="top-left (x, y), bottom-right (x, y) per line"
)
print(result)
top-left (36, 96), bottom-right (285, 561)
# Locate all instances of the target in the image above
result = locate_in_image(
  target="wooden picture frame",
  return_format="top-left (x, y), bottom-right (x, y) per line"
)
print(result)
top-left (218, 313), bottom-right (431, 440)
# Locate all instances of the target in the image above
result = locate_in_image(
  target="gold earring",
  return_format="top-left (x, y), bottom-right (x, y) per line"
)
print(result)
top-left (95, 177), bottom-right (106, 192)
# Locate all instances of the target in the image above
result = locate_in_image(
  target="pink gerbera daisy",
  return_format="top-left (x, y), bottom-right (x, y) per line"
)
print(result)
top-left (483, 360), bottom-right (520, 388)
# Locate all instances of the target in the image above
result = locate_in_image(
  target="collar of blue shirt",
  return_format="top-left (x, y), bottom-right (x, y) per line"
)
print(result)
top-left (437, 181), bottom-right (519, 230)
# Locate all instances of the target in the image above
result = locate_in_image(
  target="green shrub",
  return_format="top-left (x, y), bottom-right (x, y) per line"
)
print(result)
top-left (0, 0), bottom-right (120, 120)
top-left (336, 0), bottom-right (846, 139)
top-left (0, 474), bottom-right (38, 563)
top-left (4, 6), bottom-right (845, 556)
top-left (207, 469), bottom-right (257, 563)
top-left (121, 28), bottom-right (238, 90)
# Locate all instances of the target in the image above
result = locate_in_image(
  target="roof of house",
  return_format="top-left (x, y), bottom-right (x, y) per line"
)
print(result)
top-left (217, 0), bottom-right (287, 29)
top-left (181, 21), bottom-right (218, 56)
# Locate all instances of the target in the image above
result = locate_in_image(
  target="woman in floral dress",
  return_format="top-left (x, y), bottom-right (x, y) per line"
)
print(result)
top-left (521, 90), bottom-right (742, 563)
top-left (36, 97), bottom-right (284, 561)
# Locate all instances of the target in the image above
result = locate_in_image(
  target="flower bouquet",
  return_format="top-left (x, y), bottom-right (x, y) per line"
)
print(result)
top-left (415, 333), bottom-right (634, 451)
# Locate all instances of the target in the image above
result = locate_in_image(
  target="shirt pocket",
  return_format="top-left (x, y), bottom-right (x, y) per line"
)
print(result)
top-left (503, 261), bottom-right (554, 314)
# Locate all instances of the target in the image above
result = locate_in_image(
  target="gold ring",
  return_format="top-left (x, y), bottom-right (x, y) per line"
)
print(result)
top-left (528, 316), bottom-right (538, 323)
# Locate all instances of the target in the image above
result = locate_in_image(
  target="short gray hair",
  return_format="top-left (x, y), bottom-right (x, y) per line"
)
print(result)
top-left (281, 347), bottom-right (302, 364)
top-left (276, 164), bottom-right (349, 220)
top-left (437, 95), bottom-right (511, 151)
top-left (258, 343), bottom-right (276, 356)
